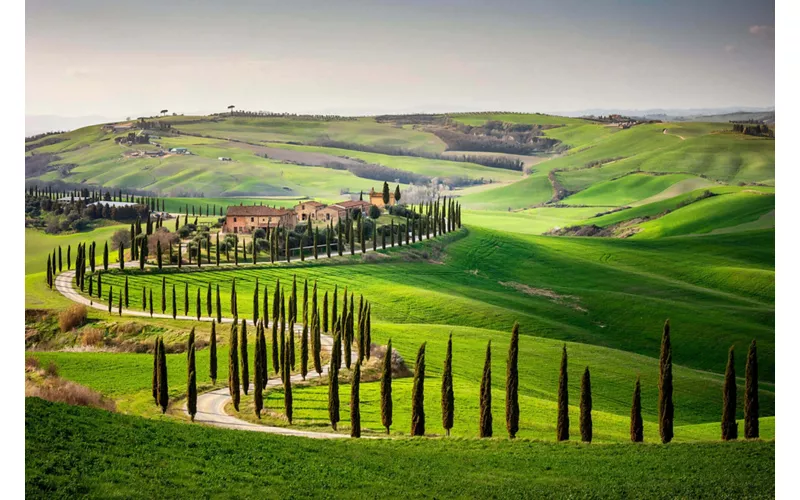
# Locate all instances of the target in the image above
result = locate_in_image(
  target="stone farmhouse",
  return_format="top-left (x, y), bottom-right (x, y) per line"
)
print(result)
top-left (223, 199), bottom-right (374, 234)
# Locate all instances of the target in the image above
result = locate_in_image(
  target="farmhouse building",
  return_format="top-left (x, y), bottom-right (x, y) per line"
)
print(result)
top-left (293, 201), bottom-right (326, 222)
top-left (224, 205), bottom-right (296, 234)
top-left (369, 187), bottom-right (395, 208)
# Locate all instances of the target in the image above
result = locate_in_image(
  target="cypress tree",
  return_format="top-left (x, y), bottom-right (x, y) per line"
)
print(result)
top-left (46, 256), bottom-right (52, 288)
top-left (157, 240), bottom-right (162, 269)
top-left (231, 279), bottom-right (237, 317)
top-left (259, 320), bottom-right (269, 388)
top-left (88, 275), bottom-right (93, 299)
top-left (157, 338), bottom-right (168, 413)
top-left (331, 286), bottom-right (337, 332)
top-left (411, 342), bottom-right (427, 436)
top-left (207, 283), bottom-right (212, 318)
top-left (253, 285), bottom-right (259, 324)
top-left (142, 287), bottom-right (146, 311)
top-left (210, 320), bottom-right (217, 384)
top-left (351, 361), bottom-right (362, 438)
top-left (580, 367), bottom-right (592, 443)
top-left (161, 277), bottom-right (166, 314)
top-left (139, 238), bottom-right (146, 270)
top-left (229, 321), bottom-right (240, 411)
top-left (124, 276), bottom-right (129, 307)
top-left (119, 244), bottom-right (124, 270)
top-left (506, 322), bottom-right (519, 439)
top-left (744, 340), bottom-right (760, 439)
top-left (103, 242), bottom-right (109, 270)
top-left (216, 233), bottom-right (220, 266)
top-left (268, 285), bottom-right (269, 324)
top-left (67, 245), bottom-right (71, 270)
top-left (658, 319), bottom-right (674, 443)
top-left (479, 341), bottom-right (492, 438)
top-left (178, 242), bottom-right (182, 268)
top-left (184, 282), bottom-right (189, 316)
top-left (108, 286), bottom-right (113, 313)
top-left (312, 309), bottom-right (322, 375)
top-left (376, 338), bottom-right (394, 435)
top-left (283, 326), bottom-right (293, 424)
top-left (631, 376), bottom-right (643, 442)
top-left (365, 304), bottom-right (372, 360)
top-left (152, 337), bottom-right (160, 404)
top-left (557, 344), bottom-right (569, 441)
top-left (58, 246), bottom-right (62, 272)
top-left (280, 292), bottom-right (286, 379)
top-left (328, 339), bottom-right (340, 431)
top-left (240, 320), bottom-right (249, 395)
top-left (216, 284), bottom-right (222, 322)
top-left (187, 328), bottom-right (197, 421)
top-left (118, 292), bottom-right (122, 316)
top-left (300, 320), bottom-right (309, 380)
top-left (272, 285), bottom-right (281, 374)
top-left (149, 289), bottom-right (153, 317)
top-left (721, 346), bottom-right (738, 441)
top-left (333, 320), bottom-right (343, 369)
top-left (254, 328), bottom-right (263, 418)
top-left (441, 333), bottom-right (454, 436)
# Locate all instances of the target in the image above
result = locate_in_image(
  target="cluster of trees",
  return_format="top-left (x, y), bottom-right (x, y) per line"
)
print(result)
top-left (115, 132), bottom-right (151, 145)
top-left (160, 317), bottom-right (761, 441)
top-left (208, 110), bottom-right (358, 121)
top-left (731, 123), bottom-right (773, 137)
top-left (432, 127), bottom-right (563, 155)
top-left (311, 137), bottom-right (525, 173)
top-left (321, 161), bottom-right (432, 186)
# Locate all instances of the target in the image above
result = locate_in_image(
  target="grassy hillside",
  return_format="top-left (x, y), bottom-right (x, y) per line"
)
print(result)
top-left (459, 123), bottom-right (774, 210)
top-left (83, 227), bottom-right (774, 378)
top-left (25, 398), bottom-right (775, 499)
top-left (25, 225), bottom-right (126, 275)
top-left (633, 192), bottom-right (775, 239)
top-left (562, 173), bottom-right (708, 207)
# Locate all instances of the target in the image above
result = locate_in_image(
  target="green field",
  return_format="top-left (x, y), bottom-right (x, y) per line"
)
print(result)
top-left (25, 110), bottom-right (776, 496)
top-left (25, 398), bottom-right (775, 499)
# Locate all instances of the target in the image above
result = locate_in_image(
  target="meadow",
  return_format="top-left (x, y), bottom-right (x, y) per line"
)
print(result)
top-left (25, 398), bottom-right (775, 499)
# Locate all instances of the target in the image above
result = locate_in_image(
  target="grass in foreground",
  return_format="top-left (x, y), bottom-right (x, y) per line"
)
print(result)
top-left (25, 398), bottom-right (775, 499)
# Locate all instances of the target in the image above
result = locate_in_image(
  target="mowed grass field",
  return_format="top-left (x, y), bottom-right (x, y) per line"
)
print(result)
top-left (81, 226), bottom-right (775, 378)
top-left (26, 398), bottom-right (775, 499)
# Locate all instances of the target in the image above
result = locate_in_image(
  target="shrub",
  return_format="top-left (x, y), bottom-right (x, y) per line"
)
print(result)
top-left (58, 304), bottom-right (87, 332)
top-left (80, 327), bottom-right (105, 346)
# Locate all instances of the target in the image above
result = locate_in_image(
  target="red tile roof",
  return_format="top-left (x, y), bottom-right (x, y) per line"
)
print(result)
top-left (226, 205), bottom-right (293, 217)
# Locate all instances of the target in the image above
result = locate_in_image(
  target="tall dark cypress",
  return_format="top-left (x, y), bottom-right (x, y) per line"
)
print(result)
top-left (240, 320), bottom-right (249, 395)
top-left (124, 276), bottom-right (129, 308)
top-left (157, 338), bottom-right (168, 414)
top-left (279, 292), bottom-right (286, 380)
top-left (157, 240), bottom-right (162, 269)
top-left (312, 310), bottom-right (322, 375)
top-left (216, 284), bottom-right (222, 323)
top-left (171, 284), bottom-right (176, 319)
top-left (229, 321), bottom-right (240, 411)
top-left (351, 361), bottom-right (361, 438)
top-left (411, 342), bottom-right (427, 436)
top-left (328, 338), bottom-right (341, 431)
top-left (152, 337), bottom-right (160, 404)
top-left (103, 241), bottom-right (109, 270)
top-left (254, 327), bottom-right (263, 419)
top-left (323, 291), bottom-right (329, 333)
top-left (253, 285), bottom-right (259, 324)
top-left (210, 320), bottom-right (217, 384)
top-left (506, 322), bottom-right (520, 439)
top-left (721, 346), bottom-right (738, 441)
top-left (196, 288), bottom-right (201, 320)
top-left (379, 339), bottom-right (394, 434)
top-left (631, 376), bottom-right (643, 442)
top-left (580, 367), bottom-right (592, 443)
top-left (230, 279), bottom-right (237, 318)
top-left (258, 320), bottom-right (268, 387)
top-left (658, 319), bottom-right (674, 443)
top-left (272, 284), bottom-right (281, 374)
top-left (184, 282), bottom-right (189, 316)
top-left (206, 283), bottom-right (212, 318)
top-left (557, 344), bottom-right (569, 441)
top-left (263, 285), bottom-right (269, 327)
top-left (441, 333), bottom-right (454, 436)
top-left (479, 341), bottom-right (492, 438)
top-left (283, 326), bottom-right (293, 424)
top-left (300, 320), bottom-right (309, 380)
top-left (161, 277), bottom-right (166, 314)
top-left (744, 340), bottom-right (760, 439)
top-left (187, 328), bottom-right (197, 421)
top-left (149, 289), bottom-right (153, 317)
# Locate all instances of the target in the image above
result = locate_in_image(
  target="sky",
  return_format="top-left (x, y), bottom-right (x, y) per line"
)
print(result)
top-left (26, 0), bottom-right (774, 122)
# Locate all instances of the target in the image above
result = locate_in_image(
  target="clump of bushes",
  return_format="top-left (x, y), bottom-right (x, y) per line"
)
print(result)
top-left (58, 304), bottom-right (87, 332)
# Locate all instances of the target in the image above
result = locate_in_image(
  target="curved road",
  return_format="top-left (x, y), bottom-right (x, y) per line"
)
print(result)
top-left (53, 228), bottom-right (442, 438)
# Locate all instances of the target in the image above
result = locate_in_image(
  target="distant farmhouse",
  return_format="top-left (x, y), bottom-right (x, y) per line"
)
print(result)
top-left (223, 198), bottom-right (374, 234)
top-left (369, 186), bottom-right (395, 208)
top-left (169, 147), bottom-right (191, 155)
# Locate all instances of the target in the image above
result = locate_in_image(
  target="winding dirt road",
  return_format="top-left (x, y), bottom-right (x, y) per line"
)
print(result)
top-left (53, 228), bottom-right (439, 438)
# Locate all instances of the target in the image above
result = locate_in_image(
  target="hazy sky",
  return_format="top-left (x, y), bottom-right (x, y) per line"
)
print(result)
top-left (26, 0), bottom-right (774, 118)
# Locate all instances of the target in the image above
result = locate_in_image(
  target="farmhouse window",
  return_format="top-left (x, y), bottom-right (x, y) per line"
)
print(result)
top-left (233, 217), bottom-right (237, 222)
